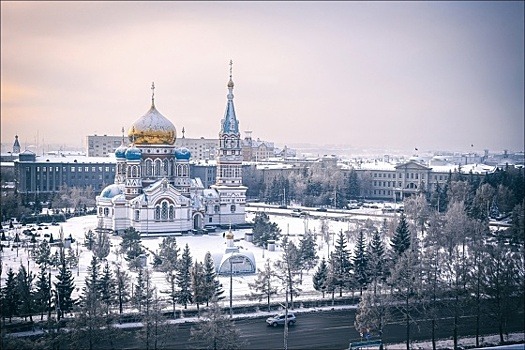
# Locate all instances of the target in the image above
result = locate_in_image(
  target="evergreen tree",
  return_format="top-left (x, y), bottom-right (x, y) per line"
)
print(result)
top-left (191, 261), bottom-right (207, 317)
top-left (16, 264), bottom-right (35, 322)
top-left (203, 251), bottom-right (224, 306)
top-left (120, 227), bottom-right (144, 264)
top-left (54, 249), bottom-right (76, 320)
top-left (298, 229), bottom-right (318, 275)
top-left (368, 229), bottom-right (386, 296)
top-left (248, 259), bottom-right (278, 312)
top-left (2, 267), bottom-right (19, 322)
top-left (390, 214), bottom-right (411, 260)
top-left (132, 267), bottom-right (156, 317)
top-left (312, 257), bottom-right (328, 298)
top-left (113, 262), bottom-right (131, 315)
top-left (330, 230), bottom-right (352, 297)
top-left (353, 230), bottom-right (369, 296)
top-left (98, 260), bottom-right (115, 316)
top-left (252, 212), bottom-right (282, 248)
top-left (34, 266), bottom-right (51, 321)
top-left (82, 255), bottom-right (101, 315)
top-left (176, 243), bottom-right (193, 309)
top-left (156, 236), bottom-right (180, 273)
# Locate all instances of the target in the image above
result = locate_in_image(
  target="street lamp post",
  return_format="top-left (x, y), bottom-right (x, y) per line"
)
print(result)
top-left (229, 257), bottom-right (233, 319)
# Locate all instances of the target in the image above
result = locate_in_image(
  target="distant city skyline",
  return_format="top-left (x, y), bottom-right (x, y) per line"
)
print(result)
top-left (1, 2), bottom-right (524, 153)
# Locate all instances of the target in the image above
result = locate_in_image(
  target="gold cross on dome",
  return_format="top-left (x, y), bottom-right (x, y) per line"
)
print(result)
top-left (229, 60), bottom-right (233, 77)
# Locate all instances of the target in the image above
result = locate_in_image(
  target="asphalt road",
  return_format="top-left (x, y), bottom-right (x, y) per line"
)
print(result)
top-left (115, 308), bottom-right (524, 350)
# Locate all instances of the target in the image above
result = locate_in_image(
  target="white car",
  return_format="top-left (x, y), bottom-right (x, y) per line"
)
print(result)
top-left (266, 313), bottom-right (296, 327)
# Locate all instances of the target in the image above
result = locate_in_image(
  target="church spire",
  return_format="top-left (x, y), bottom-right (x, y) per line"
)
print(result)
top-left (221, 60), bottom-right (239, 135)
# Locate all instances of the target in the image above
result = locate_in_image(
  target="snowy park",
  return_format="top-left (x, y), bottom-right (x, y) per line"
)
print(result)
top-left (0, 208), bottom-right (385, 308)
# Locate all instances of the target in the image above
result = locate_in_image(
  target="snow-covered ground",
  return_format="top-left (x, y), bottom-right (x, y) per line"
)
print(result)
top-left (0, 211), bottom-right (373, 304)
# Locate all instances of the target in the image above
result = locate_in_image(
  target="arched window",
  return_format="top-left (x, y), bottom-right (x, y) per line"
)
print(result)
top-left (230, 204), bottom-right (236, 213)
top-left (182, 164), bottom-right (188, 177)
top-left (162, 201), bottom-right (168, 220)
top-left (163, 159), bottom-right (169, 176)
top-left (214, 205), bottom-right (220, 213)
top-left (155, 206), bottom-right (161, 220)
top-left (145, 159), bottom-right (153, 176)
top-left (131, 165), bottom-right (138, 178)
top-left (177, 165), bottom-right (182, 177)
top-left (104, 207), bottom-right (109, 216)
top-left (98, 207), bottom-right (103, 215)
top-left (155, 159), bottom-right (161, 176)
top-left (134, 210), bottom-right (140, 221)
top-left (169, 205), bottom-right (174, 220)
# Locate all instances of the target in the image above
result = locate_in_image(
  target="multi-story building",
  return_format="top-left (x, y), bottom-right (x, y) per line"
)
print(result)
top-left (176, 136), bottom-right (218, 161)
top-left (14, 150), bottom-right (116, 195)
top-left (86, 134), bottom-right (123, 157)
top-left (242, 131), bottom-right (275, 161)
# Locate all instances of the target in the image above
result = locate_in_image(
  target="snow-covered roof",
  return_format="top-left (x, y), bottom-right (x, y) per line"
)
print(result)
top-left (16, 154), bottom-right (117, 164)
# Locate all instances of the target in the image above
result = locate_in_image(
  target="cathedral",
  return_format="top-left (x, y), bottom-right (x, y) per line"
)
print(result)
top-left (96, 63), bottom-right (247, 235)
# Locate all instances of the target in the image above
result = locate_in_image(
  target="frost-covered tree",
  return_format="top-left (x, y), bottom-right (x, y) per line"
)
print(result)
top-left (248, 259), bottom-right (278, 312)
top-left (190, 299), bottom-right (247, 350)
top-left (93, 231), bottom-right (111, 260)
top-left (33, 240), bottom-right (51, 268)
top-left (274, 236), bottom-right (302, 309)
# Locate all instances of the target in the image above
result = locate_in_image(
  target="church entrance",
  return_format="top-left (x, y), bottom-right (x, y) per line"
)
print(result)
top-left (193, 213), bottom-right (203, 230)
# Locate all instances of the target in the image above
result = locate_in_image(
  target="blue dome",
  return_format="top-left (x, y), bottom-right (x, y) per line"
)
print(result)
top-left (115, 144), bottom-right (128, 159)
top-left (125, 145), bottom-right (142, 160)
top-left (175, 147), bottom-right (191, 160)
top-left (100, 184), bottom-right (124, 198)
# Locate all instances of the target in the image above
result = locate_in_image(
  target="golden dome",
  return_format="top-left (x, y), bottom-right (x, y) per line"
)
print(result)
top-left (225, 230), bottom-right (234, 239)
top-left (128, 105), bottom-right (176, 145)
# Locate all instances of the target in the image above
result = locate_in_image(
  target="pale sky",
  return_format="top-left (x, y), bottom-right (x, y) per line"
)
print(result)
top-left (1, 1), bottom-right (524, 153)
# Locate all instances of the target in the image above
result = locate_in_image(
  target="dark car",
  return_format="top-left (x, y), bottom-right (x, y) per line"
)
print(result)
top-left (266, 313), bottom-right (296, 327)
top-left (316, 208), bottom-right (327, 212)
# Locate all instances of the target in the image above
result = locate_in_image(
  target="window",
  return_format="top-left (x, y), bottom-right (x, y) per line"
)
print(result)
top-left (230, 204), bottom-right (236, 213)
top-left (169, 205), bottom-right (174, 220)
top-left (134, 210), bottom-right (140, 221)
top-left (104, 208), bottom-right (109, 216)
top-left (162, 202), bottom-right (168, 220)
top-left (155, 206), bottom-right (161, 220)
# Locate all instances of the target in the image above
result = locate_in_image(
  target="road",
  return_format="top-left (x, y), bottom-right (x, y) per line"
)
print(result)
top-left (114, 308), bottom-right (524, 350)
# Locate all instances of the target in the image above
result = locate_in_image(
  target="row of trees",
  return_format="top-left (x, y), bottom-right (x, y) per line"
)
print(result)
top-left (243, 162), bottom-right (524, 218)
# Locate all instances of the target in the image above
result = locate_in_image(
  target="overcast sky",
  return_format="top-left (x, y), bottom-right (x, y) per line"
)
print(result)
top-left (1, 1), bottom-right (524, 153)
